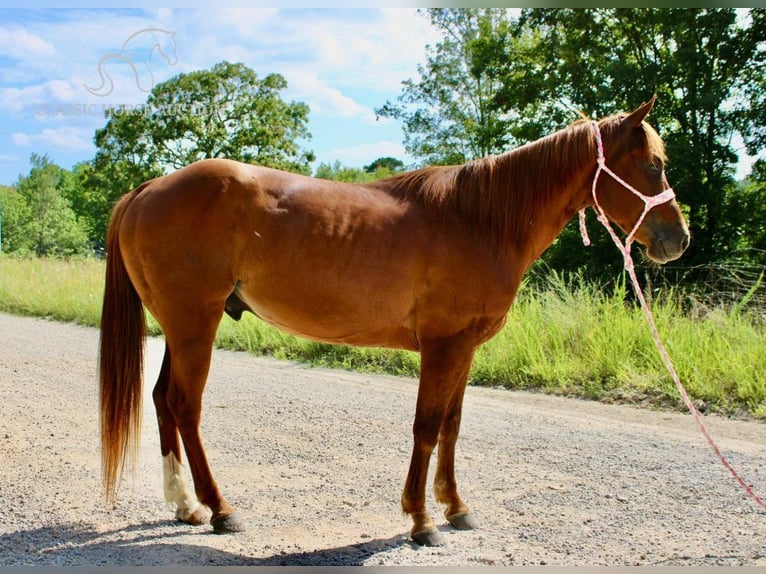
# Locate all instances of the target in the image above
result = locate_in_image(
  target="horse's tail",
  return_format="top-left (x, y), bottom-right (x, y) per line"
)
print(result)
top-left (98, 184), bottom-right (148, 506)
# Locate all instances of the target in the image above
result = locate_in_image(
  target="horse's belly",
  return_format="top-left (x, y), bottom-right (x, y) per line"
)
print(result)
top-left (237, 287), bottom-right (419, 351)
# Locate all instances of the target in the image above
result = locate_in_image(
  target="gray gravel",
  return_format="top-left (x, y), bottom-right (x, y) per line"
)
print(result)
top-left (0, 312), bottom-right (764, 566)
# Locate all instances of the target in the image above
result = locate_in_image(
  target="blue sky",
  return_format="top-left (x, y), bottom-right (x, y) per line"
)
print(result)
top-left (0, 7), bottom-right (761, 186)
top-left (0, 8), bottom-right (443, 185)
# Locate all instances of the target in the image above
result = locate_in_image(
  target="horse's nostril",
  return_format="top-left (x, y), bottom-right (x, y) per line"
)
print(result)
top-left (681, 234), bottom-right (690, 251)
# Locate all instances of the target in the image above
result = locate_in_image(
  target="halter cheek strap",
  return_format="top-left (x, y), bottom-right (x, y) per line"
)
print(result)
top-left (578, 120), bottom-right (676, 260)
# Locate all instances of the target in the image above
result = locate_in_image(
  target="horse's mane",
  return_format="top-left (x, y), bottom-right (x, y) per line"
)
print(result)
top-left (378, 118), bottom-right (597, 251)
top-left (377, 113), bottom-right (665, 253)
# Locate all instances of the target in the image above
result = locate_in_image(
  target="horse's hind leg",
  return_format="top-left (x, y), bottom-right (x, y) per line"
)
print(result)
top-left (152, 344), bottom-right (208, 526)
top-left (163, 311), bottom-right (245, 533)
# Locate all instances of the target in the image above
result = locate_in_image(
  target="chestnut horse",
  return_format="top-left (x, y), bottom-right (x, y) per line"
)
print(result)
top-left (99, 97), bottom-right (689, 546)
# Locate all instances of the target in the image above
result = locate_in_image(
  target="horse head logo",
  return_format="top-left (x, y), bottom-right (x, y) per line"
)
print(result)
top-left (85, 27), bottom-right (178, 97)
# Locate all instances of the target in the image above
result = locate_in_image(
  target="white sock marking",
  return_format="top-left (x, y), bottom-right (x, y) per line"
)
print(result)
top-left (162, 453), bottom-right (202, 521)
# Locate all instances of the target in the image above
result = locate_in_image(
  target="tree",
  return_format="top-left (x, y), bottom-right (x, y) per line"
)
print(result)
top-left (57, 160), bottom-right (124, 253)
top-left (722, 159), bottom-right (766, 264)
top-left (95, 61), bottom-right (314, 174)
top-left (384, 8), bottom-right (766, 282)
top-left (376, 9), bottom-right (517, 166)
top-left (314, 161), bottom-right (376, 183)
top-left (13, 154), bottom-right (88, 257)
top-left (314, 158), bottom-right (409, 183)
top-left (514, 9), bottom-right (765, 274)
top-left (738, 9), bottom-right (766, 156)
top-left (0, 185), bottom-right (30, 254)
top-left (363, 156), bottom-right (405, 174)
top-left (89, 61), bottom-right (314, 247)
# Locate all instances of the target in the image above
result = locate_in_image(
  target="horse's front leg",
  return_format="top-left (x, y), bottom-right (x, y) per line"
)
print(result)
top-left (402, 338), bottom-right (476, 546)
top-left (434, 386), bottom-right (480, 531)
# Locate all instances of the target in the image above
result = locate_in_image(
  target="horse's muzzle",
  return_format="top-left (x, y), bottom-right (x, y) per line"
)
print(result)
top-left (645, 221), bottom-right (690, 264)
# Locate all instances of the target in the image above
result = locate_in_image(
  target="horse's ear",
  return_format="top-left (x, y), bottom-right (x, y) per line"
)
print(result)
top-left (624, 94), bottom-right (657, 127)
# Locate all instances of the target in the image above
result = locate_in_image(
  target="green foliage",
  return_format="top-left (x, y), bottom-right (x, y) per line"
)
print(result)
top-left (383, 8), bottom-right (766, 282)
top-left (57, 160), bottom-right (119, 252)
top-left (364, 156), bottom-right (405, 174)
top-left (95, 61), bottom-right (314, 173)
top-left (506, 8), bottom-right (764, 276)
top-left (314, 161), bottom-right (376, 183)
top-left (0, 185), bottom-right (30, 254)
top-left (473, 272), bottom-right (766, 417)
top-left (4, 154), bottom-right (89, 257)
top-left (87, 112), bottom-right (165, 251)
top-left (376, 9), bottom-right (516, 166)
top-left (720, 160), bottom-right (766, 263)
top-left (314, 158), bottom-right (406, 182)
top-left (736, 9), bottom-right (766, 155)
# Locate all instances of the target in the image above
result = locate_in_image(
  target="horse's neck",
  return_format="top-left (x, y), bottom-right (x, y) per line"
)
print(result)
top-left (485, 125), bottom-right (595, 263)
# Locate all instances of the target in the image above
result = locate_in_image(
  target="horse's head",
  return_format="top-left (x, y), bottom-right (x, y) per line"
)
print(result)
top-left (592, 96), bottom-right (690, 263)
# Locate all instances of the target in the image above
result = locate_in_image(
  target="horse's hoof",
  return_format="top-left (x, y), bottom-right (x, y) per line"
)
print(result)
top-left (177, 505), bottom-right (208, 526)
top-left (447, 512), bottom-right (479, 530)
top-left (411, 527), bottom-right (444, 546)
top-left (211, 512), bottom-right (247, 533)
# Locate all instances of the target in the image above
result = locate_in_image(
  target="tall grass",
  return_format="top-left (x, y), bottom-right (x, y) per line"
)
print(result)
top-left (0, 256), bottom-right (105, 325)
top-left (473, 276), bottom-right (766, 417)
top-left (1, 256), bottom-right (763, 418)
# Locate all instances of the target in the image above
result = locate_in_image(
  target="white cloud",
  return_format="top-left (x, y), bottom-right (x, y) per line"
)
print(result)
top-left (1, 9), bottom-right (425, 126)
top-left (0, 27), bottom-right (56, 60)
top-left (12, 127), bottom-right (94, 152)
top-left (167, 8), bottom-right (439, 98)
top-left (0, 85), bottom-right (41, 113)
top-left (46, 79), bottom-right (81, 102)
top-left (0, 82), bottom-right (72, 114)
top-left (0, 78), bottom-right (108, 114)
top-left (280, 9), bottom-right (439, 94)
top-left (1, 8), bottom-right (438, 99)
top-left (174, 9), bottom-right (440, 124)
top-left (202, 8), bottom-right (280, 38)
top-left (0, 11), bottom-right (186, 109)
top-left (287, 72), bottom-right (372, 119)
top-left (126, 9), bottom-right (427, 123)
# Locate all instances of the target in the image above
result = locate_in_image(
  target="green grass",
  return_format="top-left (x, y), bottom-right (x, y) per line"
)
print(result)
top-left (473, 278), bottom-right (766, 418)
top-left (1, 255), bottom-right (764, 419)
top-left (0, 256), bottom-right (105, 325)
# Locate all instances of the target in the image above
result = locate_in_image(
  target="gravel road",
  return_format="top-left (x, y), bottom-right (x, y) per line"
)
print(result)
top-left (0, 312), bottom-right (764, 566)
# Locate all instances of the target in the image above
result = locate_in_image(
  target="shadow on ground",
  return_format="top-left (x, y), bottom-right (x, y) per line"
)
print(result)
top-left (0, 520), bottom-right (415, 566)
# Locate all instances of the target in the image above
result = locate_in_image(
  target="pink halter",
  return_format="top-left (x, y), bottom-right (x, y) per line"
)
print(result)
top-left (579, 120), bottom-right (676, 255)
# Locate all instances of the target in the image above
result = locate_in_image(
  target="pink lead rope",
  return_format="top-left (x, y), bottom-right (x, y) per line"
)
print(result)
top-left (579, 120), bottom-right (766, 512)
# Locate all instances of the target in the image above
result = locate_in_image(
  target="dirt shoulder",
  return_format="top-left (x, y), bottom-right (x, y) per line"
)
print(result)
top-left (0, 313), bottom-right (764, 566)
